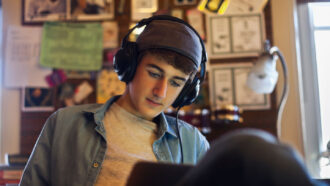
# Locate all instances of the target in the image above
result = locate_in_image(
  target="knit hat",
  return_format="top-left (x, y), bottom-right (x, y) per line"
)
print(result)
top-left (136, 19), bottom-right (203, 69)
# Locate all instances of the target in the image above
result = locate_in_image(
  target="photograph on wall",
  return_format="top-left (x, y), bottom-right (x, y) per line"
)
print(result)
top-left (22, 87), bottom-right (55, 112)
top-left (69, 0), bottom-right (115, 21)
top-left (208, 63), bottom-right (270, 111)
top-left (23, 0), bottom-right (67, 24)
top-left (23, 0), bottom-right (115, 24)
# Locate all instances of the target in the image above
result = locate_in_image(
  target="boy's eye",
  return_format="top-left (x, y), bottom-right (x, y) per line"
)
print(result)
top-left (170, 80), bottom-right (181, 87)
top-left (148, 71), bottom-right (161, 78)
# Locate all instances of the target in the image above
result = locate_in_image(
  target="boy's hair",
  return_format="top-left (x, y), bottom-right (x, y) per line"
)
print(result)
top-left (137, 48), bottom-right (198, 82)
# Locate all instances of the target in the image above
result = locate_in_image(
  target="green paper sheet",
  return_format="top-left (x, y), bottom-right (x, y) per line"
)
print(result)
top-left (40, 22), bottom-right (103, 71)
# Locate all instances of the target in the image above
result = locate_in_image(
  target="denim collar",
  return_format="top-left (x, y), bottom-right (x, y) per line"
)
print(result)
top-left (82, 96), bottom-right (177, 138)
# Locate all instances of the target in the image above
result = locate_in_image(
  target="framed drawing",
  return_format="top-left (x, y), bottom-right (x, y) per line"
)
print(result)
top-left (22, 0), bottom-right (115, 24)
top-left (206, 13), bottom-right (265, 59)
top-left (22, 0), bottom-right (67, 24)
top-left (208, 63), bottom-right (270, 111)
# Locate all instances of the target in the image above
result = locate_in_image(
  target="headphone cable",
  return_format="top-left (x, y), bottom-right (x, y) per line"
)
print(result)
top-left (176, 106), bottom-right (184, 164)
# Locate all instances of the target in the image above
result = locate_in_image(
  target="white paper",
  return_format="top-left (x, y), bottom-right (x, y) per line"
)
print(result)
top-left (73, 81), bottom-right (94, 103)
top-left (131, 0), bottom-right (156, 21)
top-left (225, 0), bottom-right (268, 15)
top-left (209, 15), bottom-right (231, 54)
top-left (4, 26), bottom-right (51, 88)
top-left (211, 68), bottom-right (234, 109)
top-left (231, 15), bottom-right (262, 52)
top-left (102, 21), bottom-right (119, 49)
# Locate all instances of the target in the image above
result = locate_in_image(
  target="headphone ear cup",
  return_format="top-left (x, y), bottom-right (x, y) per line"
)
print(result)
top-left (172, 78), bottom-right (200, 108)
top-left (113, 42), bottom-right (139, 83)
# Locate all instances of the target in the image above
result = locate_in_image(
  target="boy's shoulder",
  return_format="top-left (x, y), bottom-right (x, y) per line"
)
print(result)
top-left (164, 114), bottom-right (198, 133)
top-left (55, 103), bottom-right (103, 118)
top-left (59, 103), bottom-right (102, 112)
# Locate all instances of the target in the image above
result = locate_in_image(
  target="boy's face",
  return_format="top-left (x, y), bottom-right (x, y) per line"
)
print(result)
top-left (124, 53), bottom-right (190, 120)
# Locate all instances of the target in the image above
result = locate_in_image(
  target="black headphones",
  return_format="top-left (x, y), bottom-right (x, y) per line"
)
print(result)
top-left (113, 15), bottom-right (207, 108)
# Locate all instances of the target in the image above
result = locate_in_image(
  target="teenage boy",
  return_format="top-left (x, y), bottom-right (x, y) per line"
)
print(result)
top-left (20, 15), bottom-right (209, 186)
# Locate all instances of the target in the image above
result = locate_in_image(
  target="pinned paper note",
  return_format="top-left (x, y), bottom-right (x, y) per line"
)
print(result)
top-left (187, 9), bottom-right (206, 40)
top-left (4, 26), bottom-right (51, 88)
top-left (97, 69), bottom-right (126, 103)
top-left (40, 22), bottom-right (103, 71)
top-left (102, 21), bottom-right (119, 49)
top-left (74, 81), bottom-right (94, 103)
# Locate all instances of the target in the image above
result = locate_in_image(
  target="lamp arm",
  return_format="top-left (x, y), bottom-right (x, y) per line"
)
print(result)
top-left (271, 47), bottom-right (289, 138)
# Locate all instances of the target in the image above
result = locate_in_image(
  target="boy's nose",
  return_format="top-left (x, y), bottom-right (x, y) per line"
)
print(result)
top-left (153, 79), bottom-right (167, 98)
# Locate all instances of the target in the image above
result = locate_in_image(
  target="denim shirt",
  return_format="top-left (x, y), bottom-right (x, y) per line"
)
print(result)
top-left (19, 96), bottom-right (210, 186)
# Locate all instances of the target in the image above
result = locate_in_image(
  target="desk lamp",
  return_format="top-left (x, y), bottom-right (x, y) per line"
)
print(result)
top-left (246, 40), bottom-right (289, 138)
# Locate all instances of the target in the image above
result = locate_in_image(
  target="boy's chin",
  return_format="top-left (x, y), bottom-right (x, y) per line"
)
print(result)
top-left (139, 109), bottom-right (162, 120)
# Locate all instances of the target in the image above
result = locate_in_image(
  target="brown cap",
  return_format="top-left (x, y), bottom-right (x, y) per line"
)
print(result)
top-left (136, 19), bottom-right (202, 68)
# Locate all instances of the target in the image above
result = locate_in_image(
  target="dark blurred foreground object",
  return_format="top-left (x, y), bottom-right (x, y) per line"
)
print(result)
top-left (127, 129), bottom-right (329, 186)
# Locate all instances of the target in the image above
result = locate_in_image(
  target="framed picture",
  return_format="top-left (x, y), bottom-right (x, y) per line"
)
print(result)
top-left (208, 63), bottom-right (270, 111)
top-left (22, 0), bottom-right (115, 24)
top-left (22, 87), bottom-right (55, 112)
top-left (206, 13), bottom-right (265, 59)
top-left (70, 0), bottom-right (115, 21)
top-left (22, 0), bottom-right (67, 24)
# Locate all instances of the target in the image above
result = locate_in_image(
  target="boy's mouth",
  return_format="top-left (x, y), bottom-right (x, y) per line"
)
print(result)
top-left (146, 98), bottom-right (163, 106)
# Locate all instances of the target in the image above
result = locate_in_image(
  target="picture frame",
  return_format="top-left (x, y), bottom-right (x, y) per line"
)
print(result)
top-left (208, 63), bottom-right (270, 111)
top-left (206, 13), bottom-right (265, 59)
top-left (22, 0), bottom-right (115, 24)
top-left (22, 87), bottom-right (55, 112)
top-left (22, 0), bottom-right (67, 24)
top-left (69, 0), bottom-right (115, 21)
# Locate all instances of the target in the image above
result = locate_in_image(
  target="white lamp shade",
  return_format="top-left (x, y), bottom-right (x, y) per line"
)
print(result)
top-left (246, 55), bottom-right (279, 94)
